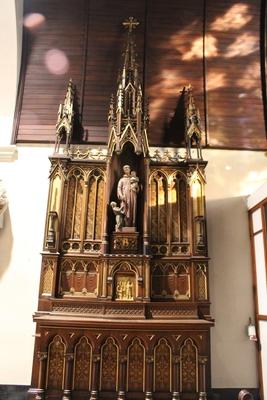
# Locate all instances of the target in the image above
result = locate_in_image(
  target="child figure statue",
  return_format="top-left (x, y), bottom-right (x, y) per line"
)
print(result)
top-left (130, 170), bottom-right (139, 193)
top-left (110, 201), bottom-right (125, 231)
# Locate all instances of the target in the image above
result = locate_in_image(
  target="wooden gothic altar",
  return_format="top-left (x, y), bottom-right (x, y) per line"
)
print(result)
top-left (29, 18), bottom-right (214, 400)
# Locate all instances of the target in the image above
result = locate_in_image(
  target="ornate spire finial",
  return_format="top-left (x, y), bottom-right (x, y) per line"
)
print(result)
top-left (122, 17), bottom-right (139, 32)
top-left (55, 78), bottom-right (75, 153)
top-left (107, 17), bottom-right (149, 157)
top-left (185, 85), bottom-right (203, 160)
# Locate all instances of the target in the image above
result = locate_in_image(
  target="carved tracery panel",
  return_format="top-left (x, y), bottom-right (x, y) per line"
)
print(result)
top-left (64, 168), bottom-right (84, 240)
top-left (73, 337), bottom-right (92, 391)
top-left (127, 338), bottom-right (145, 392)
top-left (40, 258), bottom-right (54, 295)
top-left (86, 170), bottom-right (104, 240)
top-left (196, 264), bottom-right (208, 300)
top-left (150, 171), bottom-right (168, 244)
top-left (59, 259), bottom-right (98, 297)
top-left (46, 335), bottom-right (65, 390)
top-left (151, 263), bottom-right (190, 300)
top-left (154, 338), bottom-right (172, 392)
top-left (100, 338), bottom-right (118, 391)
top-left (180, 338), bottom-right (198, 392)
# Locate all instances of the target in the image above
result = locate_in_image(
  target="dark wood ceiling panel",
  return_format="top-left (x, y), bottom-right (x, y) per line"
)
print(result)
top-left (82, 0), bottom-right (146, 143)
top-left (145, 0), bottom-right (205, 146)
top-left (17, 0), bottom-right (86, 143)
top-left (206, 0), bottom-right (266, 149)
top-left (15, 0), bottom-right (267, 149)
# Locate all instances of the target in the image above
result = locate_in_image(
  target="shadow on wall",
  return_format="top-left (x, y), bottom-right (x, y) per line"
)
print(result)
top-left (0, 385), bottom-right (29, 400)
top-left (0, 208), bottom-right (13, 280)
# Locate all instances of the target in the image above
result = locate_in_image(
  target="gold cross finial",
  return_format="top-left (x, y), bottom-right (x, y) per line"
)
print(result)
top-left (122, 17), bottom-right (139, 32)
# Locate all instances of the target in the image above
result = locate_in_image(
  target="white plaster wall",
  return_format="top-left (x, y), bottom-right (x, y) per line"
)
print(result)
top-left (0, 146), bottom-right (51, 384)
top-left (0, 0), bottom-right (23, 145)
top-left (203, 149), bottom-right (267, 388)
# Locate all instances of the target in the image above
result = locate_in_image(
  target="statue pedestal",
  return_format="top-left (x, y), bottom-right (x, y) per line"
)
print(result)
top-left (111, 231), bottom-right (139, 254)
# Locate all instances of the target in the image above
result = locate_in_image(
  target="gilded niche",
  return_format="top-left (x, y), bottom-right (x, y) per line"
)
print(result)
top-left (115, 275), bottom-right (135, 300)
top-left (149, 169), bottom-right (190, 256)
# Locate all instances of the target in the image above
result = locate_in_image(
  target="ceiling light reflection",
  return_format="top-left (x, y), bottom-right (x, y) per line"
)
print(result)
top-left (24, 13), bottom-right (46, 30)
top-left (225, 33), bottom-right (258, 58)
top-left (182, 35), bottom-right (218, 61)
top-left (44, 49), bottom-right (69, 75)
top-left (211, 4), bottom-right (252, 31)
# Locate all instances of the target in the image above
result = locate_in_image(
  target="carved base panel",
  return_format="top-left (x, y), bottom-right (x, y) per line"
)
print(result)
top-left (29, 317), bottom-right (213, 400)
top-left (50, 299), bottom-right (199, 320)
top-left (111, 232), bottom-right (139, 254)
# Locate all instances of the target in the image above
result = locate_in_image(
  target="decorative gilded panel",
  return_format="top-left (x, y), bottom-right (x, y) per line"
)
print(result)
top-left (100, 338), bottom-right (118, 391)
top-left (64, 168), bottom-right (84, 240)
top-left (86, 170), bottom-right (104, 240)
top-left (49, 174), bottom-right (61, 214)
top-left (127, 338), bottom-right (145, 392)
top-left (64, 174), bottom-right (76, 239)
top-left (196, 264), bottom-right (208, 300)
top-left (171, 173), bottom-right (188, 243)
top-left (191, 178), bottom-right (204, 218)
top-left (95, 175), bottom-right (104, 239)
top-left (154, 338), bottom-right (171, 392)
top-left (73, 337), bottom-right (92, 391)
top-left (150, 171), bottom-right (167, 244)
top-left (180, 338), bottom-right (198, 392)
top-left (115, 274), bottom-right (135, 300)
top-left (40, 258), bottom-right (54, 295)
top-left (46, 335), bottom-right (65, 390)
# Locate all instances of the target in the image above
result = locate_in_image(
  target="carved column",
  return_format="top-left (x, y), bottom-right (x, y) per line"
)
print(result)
top-left (198, 356), bottom-right (208, 400)
top-left (102, 158), bottom-right (111, 253)
top-left (172, 355), bottom-right (181, 400)
top-left (101, 260), bottom-right (108, 298)
top-left (145, 355), bottom-right (153, 400)
top-left (143, 158), bottom-right (150, 255)
top-left (144, 259), bottom-right (151, 301)
top-left (117, 355), bottom-right (127, 400)
top-left (62, 353), bottom-right (74, 400)
top-left (90, 354), bottom-right (101, 400)
top-left (33, 351), bottom-right (48, 400)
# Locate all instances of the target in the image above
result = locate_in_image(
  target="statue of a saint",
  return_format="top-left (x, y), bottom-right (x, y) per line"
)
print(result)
top-left (117, 165), bottom-right (139, 227)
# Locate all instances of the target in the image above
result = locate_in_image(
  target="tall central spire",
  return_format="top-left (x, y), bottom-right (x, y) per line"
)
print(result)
top-left (107, 17), bottom-right (149, 156)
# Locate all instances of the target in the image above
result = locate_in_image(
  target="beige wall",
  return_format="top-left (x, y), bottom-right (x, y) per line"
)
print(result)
top-left (0, 0), bottom-right (23, 145)
top-left (203, 149), bottom-right (267, 387)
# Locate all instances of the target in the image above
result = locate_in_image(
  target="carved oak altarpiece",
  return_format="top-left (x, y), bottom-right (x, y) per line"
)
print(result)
top-left (29, 17), bottom-right (213, 400)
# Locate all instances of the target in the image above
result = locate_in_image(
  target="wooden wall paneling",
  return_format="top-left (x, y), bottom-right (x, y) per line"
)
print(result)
top-left (17, 0), bottom-right (87, 143)
top-left (82, 0), bottom-right (146, 143)
top-left (260, 0), bottom-right (267, 134)
top-left (145, 0), bottom-right (205, 146)
top-left (206, 0), bottom-right (267, 149)
top-left (15, 1), bottom-right (267, 147)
